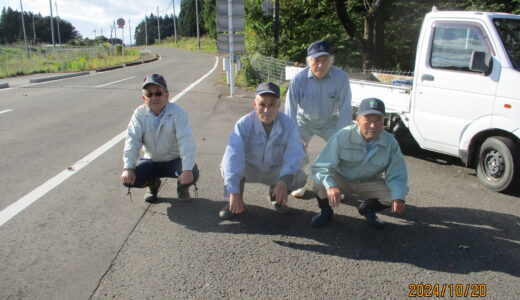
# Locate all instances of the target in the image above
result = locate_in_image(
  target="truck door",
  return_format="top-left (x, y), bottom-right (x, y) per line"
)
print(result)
top-left (412, 21), bottom-right (497, 156)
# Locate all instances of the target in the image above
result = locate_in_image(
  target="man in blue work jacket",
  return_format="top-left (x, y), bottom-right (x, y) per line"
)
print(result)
top-left (220, 82), bottom-right (306, 219)
top-left (284, 40), bottom-right (353, 197)
top-left (311, 98), bottom-right (408, 228)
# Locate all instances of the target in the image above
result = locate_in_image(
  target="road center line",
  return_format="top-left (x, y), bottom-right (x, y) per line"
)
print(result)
top-left (0, 56), bottom-right (219, 227)
top-left (0, 109), bottom-right (13, 114)
top-left (95, 76), bottom-right (136, 88)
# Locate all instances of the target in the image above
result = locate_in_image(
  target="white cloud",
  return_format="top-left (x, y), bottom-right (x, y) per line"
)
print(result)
top-left (3, 0), bottom-right (181, 44)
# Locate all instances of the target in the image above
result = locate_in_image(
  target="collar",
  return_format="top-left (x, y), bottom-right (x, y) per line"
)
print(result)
top-left (146, 103), bottom-right (172, 117)
top-left (306, 67), bottom-right (332, 80)
top-left (252, 112), bottom-right (282, 137)
top-left (351, 123), bottom-right (386, 147)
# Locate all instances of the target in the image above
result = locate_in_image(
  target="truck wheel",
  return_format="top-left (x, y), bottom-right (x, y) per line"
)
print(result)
top-left (476, 136), bottom-right (520, 192)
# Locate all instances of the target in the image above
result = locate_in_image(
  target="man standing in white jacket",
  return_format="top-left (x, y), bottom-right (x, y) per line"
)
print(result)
top-left (121, 73), bottom-right (198, 203)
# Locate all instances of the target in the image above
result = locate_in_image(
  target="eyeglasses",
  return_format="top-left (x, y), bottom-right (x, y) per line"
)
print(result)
top-left (145, 91), bottom-right (163, 98)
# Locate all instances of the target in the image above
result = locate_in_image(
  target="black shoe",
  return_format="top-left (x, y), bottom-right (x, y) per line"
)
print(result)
top-left (144, 179), bottom-right (161, 203)
top-left (177, 185), bottom-right (191, 202)
top-left (363, 210), bottom-right (385, 229)
top-left (310, 208), bottom-right (333, 227)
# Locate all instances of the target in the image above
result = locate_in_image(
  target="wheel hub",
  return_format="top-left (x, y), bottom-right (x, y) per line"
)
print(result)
top-left (483, 150), bottom-right (504, 179)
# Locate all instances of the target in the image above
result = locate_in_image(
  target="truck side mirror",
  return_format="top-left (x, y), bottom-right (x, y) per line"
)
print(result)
top-left (470, 51), bottom-right (493, 75)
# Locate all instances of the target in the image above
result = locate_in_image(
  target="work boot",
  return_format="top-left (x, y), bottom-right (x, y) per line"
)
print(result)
top-left (177, 168), bottom-right (200, 202)
top-left (144, 179), bottom-right (161, 203)
top-left (310, 197), bottom-right (333, 227)
top-left (177, 184), bottom-right (191, 202)
top-left (358, 198), bottom-right (386, 229)
top-left (219, 204), bottom-right (240, 219)
top-left (266, 192), bottom-right (290, 215)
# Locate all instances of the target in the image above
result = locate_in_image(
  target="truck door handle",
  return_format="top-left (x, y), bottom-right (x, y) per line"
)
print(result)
top-left (421, 74), bottom-right (434, 81)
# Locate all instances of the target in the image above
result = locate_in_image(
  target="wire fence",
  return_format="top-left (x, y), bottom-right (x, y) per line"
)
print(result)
top-left (0, 45), bottom-right (119, 77)
top-left (246, 53), bottom-right (414, 84)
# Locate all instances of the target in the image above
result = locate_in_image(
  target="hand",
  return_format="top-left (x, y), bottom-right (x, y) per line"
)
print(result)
top-left (327, 186), bottom-right (342, 208)
top-left (271, 180), bottom-right (288, 205)
top-left (229, 193), bottom-right (245, 214)
top-left (178, 170), bottom-right (194, 185)
top-left (121, 169), bottom-right (135, 185)
top-left (391, 199), bottom-right (405, 214)
top-left (301, 138), bottom-right (308, 148)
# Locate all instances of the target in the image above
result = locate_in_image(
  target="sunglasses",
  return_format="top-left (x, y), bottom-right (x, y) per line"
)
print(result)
top-left (145, 91), bottom-right (163, 98)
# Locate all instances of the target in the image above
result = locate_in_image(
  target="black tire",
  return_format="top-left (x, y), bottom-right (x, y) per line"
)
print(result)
top-left (476, 136), bottom-right (520, 192)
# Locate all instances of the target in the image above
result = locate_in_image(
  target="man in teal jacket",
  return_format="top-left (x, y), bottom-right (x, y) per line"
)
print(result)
top-left (311, 98), bottom-right (408, 228)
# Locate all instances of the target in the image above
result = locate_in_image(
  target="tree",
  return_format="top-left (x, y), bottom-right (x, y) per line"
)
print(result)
top-left (201, 0), bottom-right (216, 38)
top-left (178, 0), bottom-right (206, 37)
top-left (0, 7), bottom-right (80, 44)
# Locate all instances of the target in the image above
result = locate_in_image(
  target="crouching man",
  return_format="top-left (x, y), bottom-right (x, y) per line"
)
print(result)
top-left (311, 98), bottom-right (408, 228)
top-left (121, 73), bottom-right (199, 203)
top-left (220, 82), bottom-right (307, 219)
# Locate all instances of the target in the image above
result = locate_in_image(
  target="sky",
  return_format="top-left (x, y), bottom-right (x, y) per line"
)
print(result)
top-left (2, 0), bottom-right (181, 45)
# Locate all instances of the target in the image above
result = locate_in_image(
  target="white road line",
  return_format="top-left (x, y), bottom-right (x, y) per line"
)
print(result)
top-left (0, 56), bottom-right (219, 227)
top-left (95, 76), bottom-right (136, 88)
top-left (0, 109), bottom-right (13, 114)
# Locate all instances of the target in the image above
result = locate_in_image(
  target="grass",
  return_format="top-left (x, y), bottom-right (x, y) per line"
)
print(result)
top-left (0, 46), bottom-right (143, 79)
top-left (162, 36), bottom-right (217, 54)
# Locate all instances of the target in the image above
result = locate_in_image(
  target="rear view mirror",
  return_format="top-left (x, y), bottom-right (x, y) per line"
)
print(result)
top-left (470, 51), bottom-right (493, 75)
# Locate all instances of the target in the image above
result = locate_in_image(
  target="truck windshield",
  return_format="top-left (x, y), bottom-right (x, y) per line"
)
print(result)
top-left (493, 18), bottom-right (520, 71)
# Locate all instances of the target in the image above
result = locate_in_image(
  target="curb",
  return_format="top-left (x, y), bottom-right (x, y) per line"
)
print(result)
top-left (95, 65), bottom-right (124, 72)
top-left (95, 55), bottom-right (159, 72)
top-left (0, 83), bottom-right (9, 89)
top-left (29, 71), bottom-right (90, 84)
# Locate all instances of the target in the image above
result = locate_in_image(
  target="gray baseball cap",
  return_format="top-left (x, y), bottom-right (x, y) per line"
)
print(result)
top-left (142, 73), bottom-right (168, 89)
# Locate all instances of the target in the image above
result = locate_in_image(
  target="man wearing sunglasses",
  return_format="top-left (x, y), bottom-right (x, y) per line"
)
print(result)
top-left (121, 73), bottom-right (199, 203)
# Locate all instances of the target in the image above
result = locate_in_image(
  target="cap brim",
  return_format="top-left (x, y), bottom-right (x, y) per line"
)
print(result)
top-left (359, 110), bottom-right (385, 116)
top-left (308, 52), bottom-right (331, 58)
top-left (256, 90), bottom-right (279, 97)
top-left (142, 82), bottom-right (166, 89)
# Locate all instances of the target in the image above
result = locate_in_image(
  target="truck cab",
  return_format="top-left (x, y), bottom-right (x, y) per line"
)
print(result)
top-left (409, 10), bottom-right (520, 192)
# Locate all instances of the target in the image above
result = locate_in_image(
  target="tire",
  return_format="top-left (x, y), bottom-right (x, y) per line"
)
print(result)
top-left (476, 136), bottom-right (520, 192)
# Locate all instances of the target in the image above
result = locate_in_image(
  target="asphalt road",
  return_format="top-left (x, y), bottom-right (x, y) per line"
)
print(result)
top-left (0, 47), bottom-right (518, 300)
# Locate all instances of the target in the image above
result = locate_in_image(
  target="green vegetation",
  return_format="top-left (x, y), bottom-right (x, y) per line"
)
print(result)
top-left (162, 36), bottom-right (217, 53)
top-left (0, 46), bottom-right (142, 78)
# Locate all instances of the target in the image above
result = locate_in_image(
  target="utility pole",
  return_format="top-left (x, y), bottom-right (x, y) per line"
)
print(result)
top-left (144, 15), bottom-right (148, 45)
top-left (32, 13), bottom-right (36, 43)
top-left (49, 0), bottom-right (55, 47)
top-left (113, 20), bottom-right (116, 44)
top-left (129, 20), bottom-right (132, 46)
top-left (195, 0), bottom-right (200, 50)
top-left (19, 0), bottom-right (29, 54)
top-left (157, 5), bottom-right (161, 44)
top-left (55, 0), bottom-right (61, 45)
top-left (172, 0), bottom-right (177, 42)
top-left (273, 0), bottom-right (279, 57)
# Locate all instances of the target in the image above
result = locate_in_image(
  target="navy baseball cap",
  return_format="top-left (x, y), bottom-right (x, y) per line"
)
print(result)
top-left (142, 73), bottom-right (168, 89)
top-left (256, 82), bottom-right (280, 97)
top-left (307, 40), bottom-right (332, 58)
top-left (358, 98), bottom-right (385, 116)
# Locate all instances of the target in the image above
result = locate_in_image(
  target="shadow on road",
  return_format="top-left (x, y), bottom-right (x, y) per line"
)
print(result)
top-left (163, 197), bottom-right (520, 277)
top-left (396, 133), bottom-right (465, 167)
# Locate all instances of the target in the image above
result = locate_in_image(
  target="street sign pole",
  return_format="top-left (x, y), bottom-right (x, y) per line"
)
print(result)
top-left (117, 18), bottom-right (125, 66)
top-left (227, 0), bottom-right (234, 96)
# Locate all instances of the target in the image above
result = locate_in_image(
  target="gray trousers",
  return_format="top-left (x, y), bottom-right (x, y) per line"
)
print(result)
top-left (313, 170), bottom-right (393, 206)
top-left (223, 165), bottom-right (307, 198)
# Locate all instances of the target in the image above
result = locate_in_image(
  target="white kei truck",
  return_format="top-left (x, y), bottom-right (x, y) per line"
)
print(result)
top-left (284, 9), bottom-right (520, 192)
top-left (348, 9), bottom-right (520, 192)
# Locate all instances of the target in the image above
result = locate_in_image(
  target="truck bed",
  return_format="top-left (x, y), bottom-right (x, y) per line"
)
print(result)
top-left (350, 79), bottom-right (412, 113)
